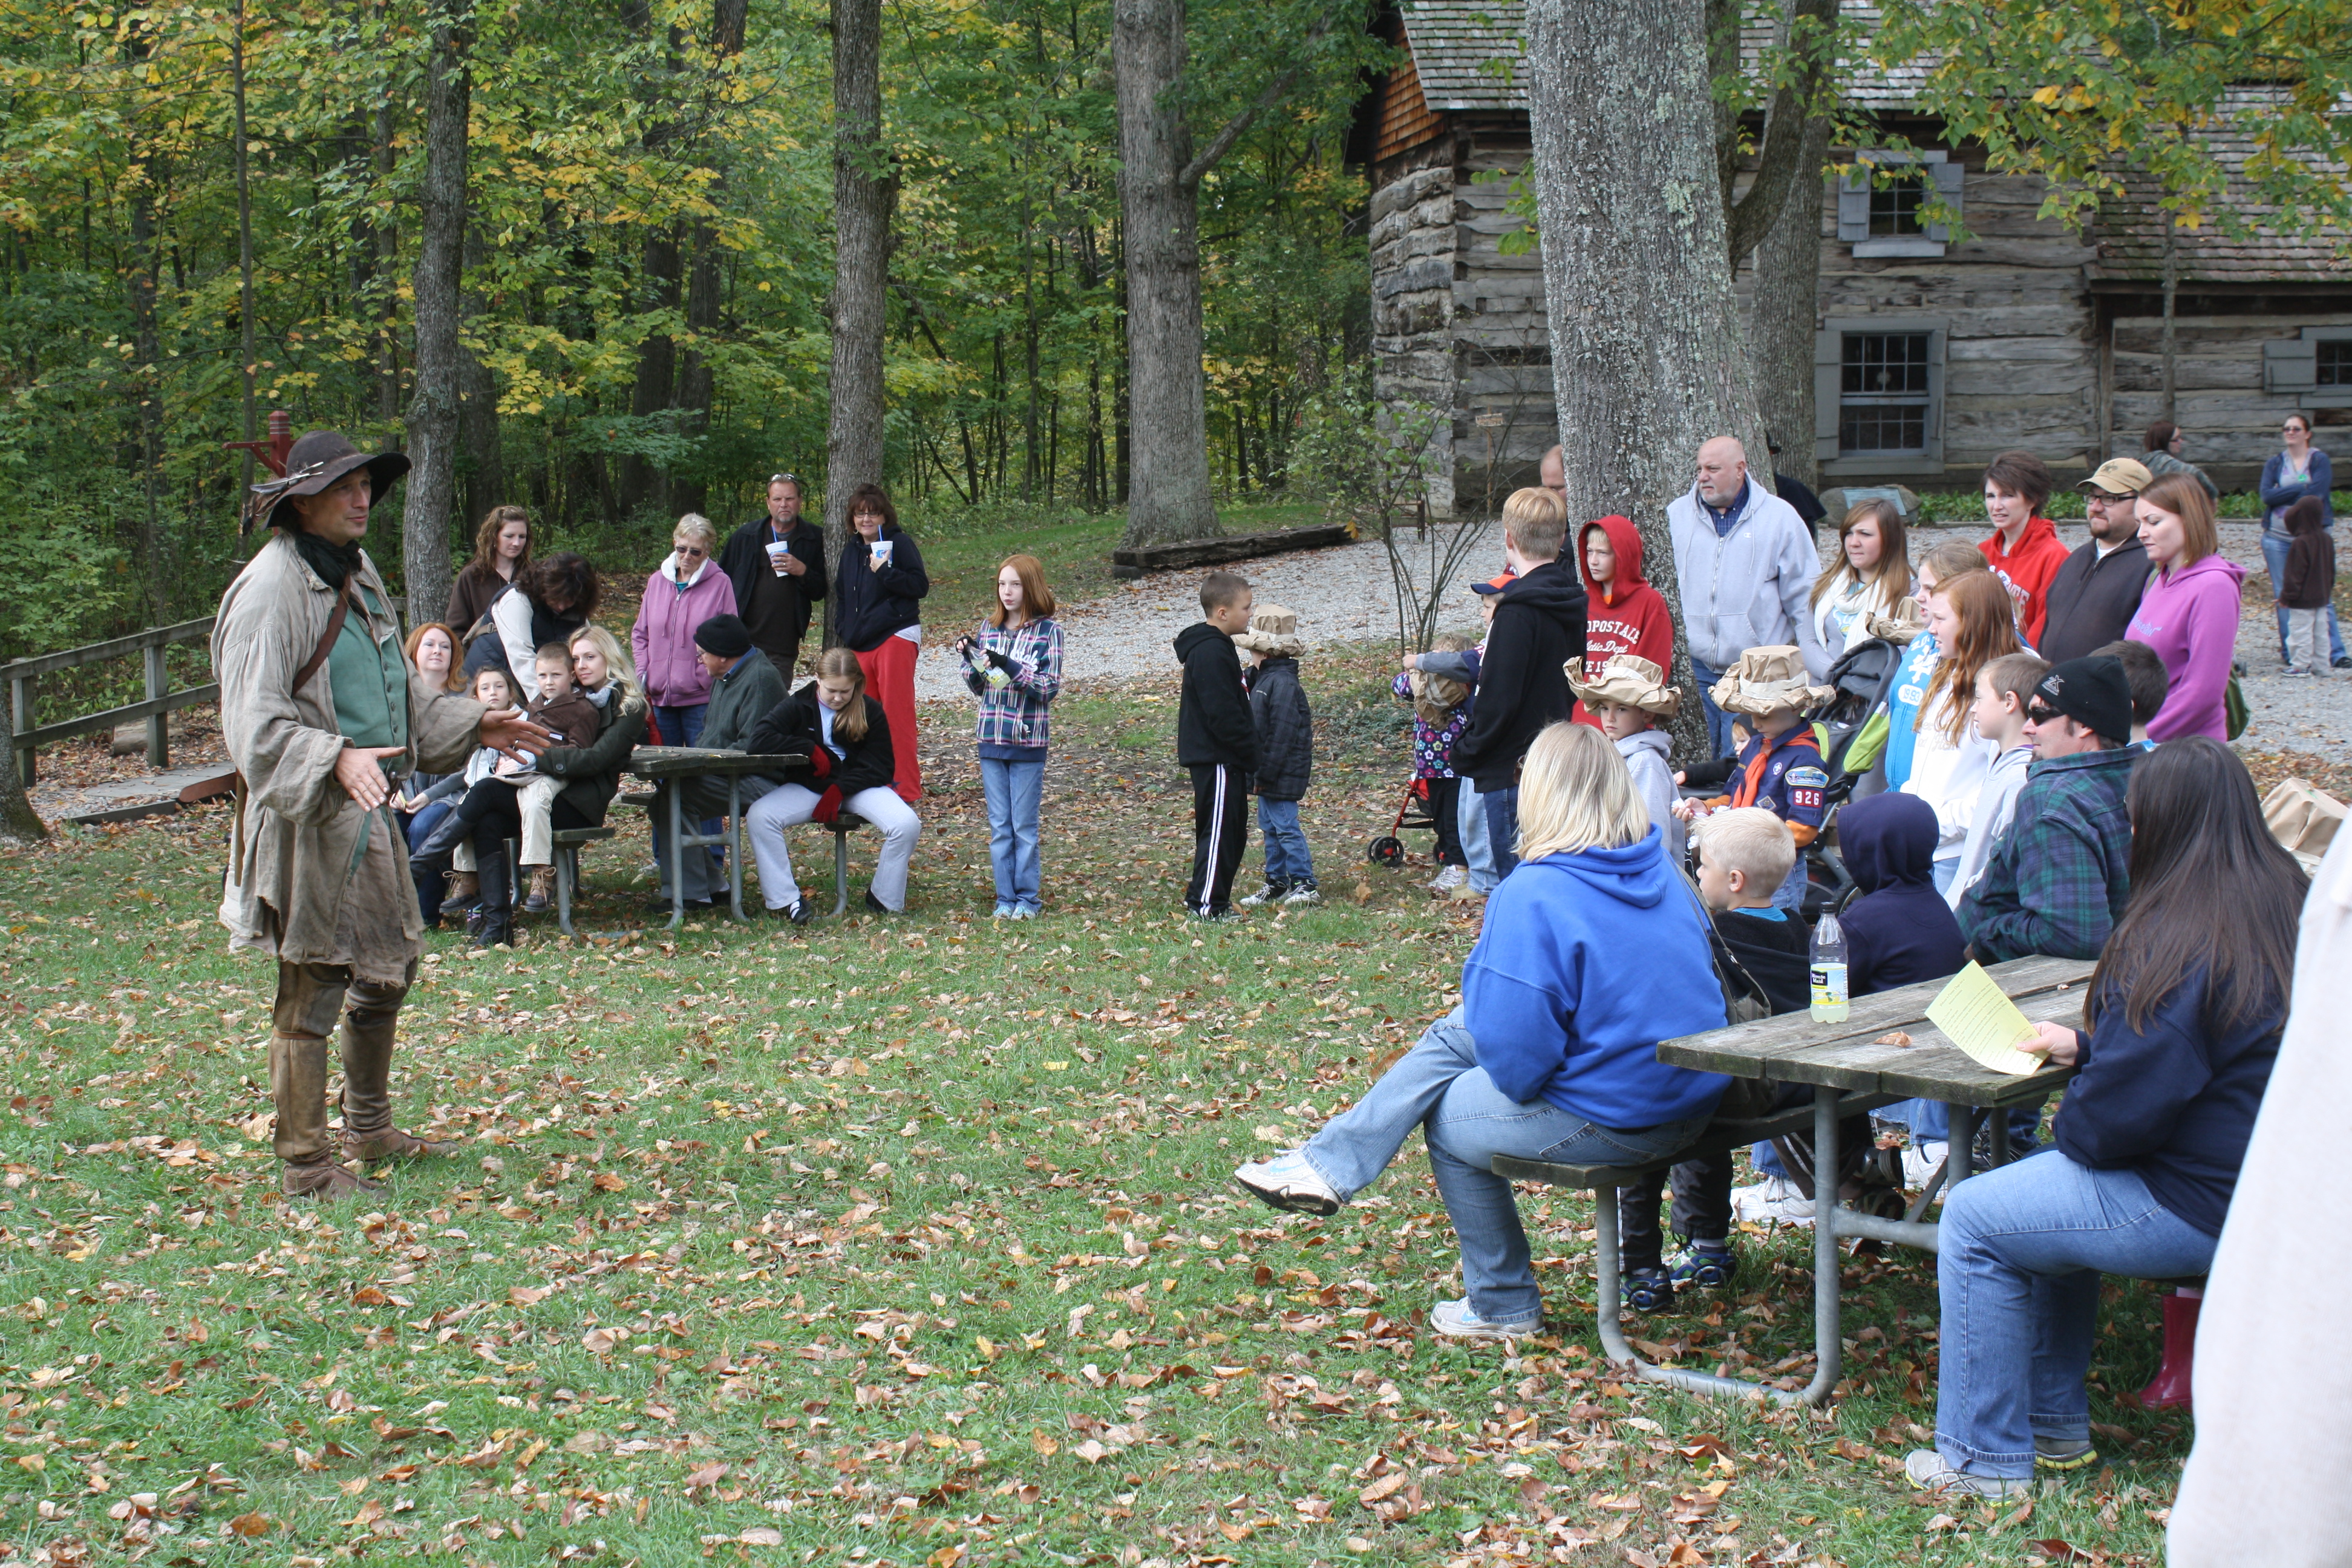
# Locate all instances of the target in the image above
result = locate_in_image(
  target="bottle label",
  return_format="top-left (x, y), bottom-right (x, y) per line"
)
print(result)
top-left (1810, 962), bottom-right (1849, 1008)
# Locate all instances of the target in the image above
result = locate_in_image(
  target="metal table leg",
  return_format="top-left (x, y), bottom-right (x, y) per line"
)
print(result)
top-left (832, 828), bottom-right (850, 918)
top-left (1798, 1089), bottom-right (1844, 1406)
top-left (1988, 1107), bottom-right (2012, 1168)
top-left (1949, 1103), bottom-right (1979, 1187)
top-left (1593, 1187), bottom-right (1799, 1406)
top-left (556, 845), bottom-right (577, 937)
top-left (667, 784), bottom-right (684, 930)
top-left (725, 776), bottom-right (747, 921)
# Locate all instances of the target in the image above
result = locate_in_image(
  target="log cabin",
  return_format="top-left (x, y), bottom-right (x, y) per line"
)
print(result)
top-left (1353, 0), bottom-right (2352, 513)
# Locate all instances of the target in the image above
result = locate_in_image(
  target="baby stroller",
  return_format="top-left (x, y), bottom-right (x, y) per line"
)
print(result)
top-left (1798, 634), bottom-right (1911, 916)
top-left (1365, 778), bottom-right (1445, 869)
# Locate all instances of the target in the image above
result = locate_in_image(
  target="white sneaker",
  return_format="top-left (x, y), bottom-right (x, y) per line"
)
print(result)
top-left (1902, 1449), bottom-right (2031, 1500)
top-left (1280, 884), bottom-right (1323, 907)
top-left (1429, 1297), bottom-right (1541, 1341)
top-left (1902, 1142), bottom-right (1950, 1190)
top-left (1428, 864), bottom-right (1467, 892)
top-left (1730, 1177), bottom-right (1815, 1226)
top-left (1236, 883), bottom-right (1284, 908)
top-left (1232, 1150), bottom-right (1343, 1216)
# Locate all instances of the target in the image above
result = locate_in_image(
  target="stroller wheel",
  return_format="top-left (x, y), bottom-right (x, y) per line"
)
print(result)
top-left (1366, 835), bottom-right (1406, 869)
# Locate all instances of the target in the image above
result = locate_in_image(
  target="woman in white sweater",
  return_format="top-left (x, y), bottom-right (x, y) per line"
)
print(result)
top-left (1901, 568), bottom-right (2022, 895)
top-left (1809, 498), bottom-right (1916, 656)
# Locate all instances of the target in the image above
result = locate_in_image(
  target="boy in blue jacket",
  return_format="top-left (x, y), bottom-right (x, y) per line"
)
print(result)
top-left (1236, 603), bottom-right (1318, 907)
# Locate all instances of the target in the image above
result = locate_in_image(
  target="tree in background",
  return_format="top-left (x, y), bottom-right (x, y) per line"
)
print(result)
top-left (825, 0), bottom-right (890, 637)
top-left (1523, 0), bottom-right (1766, 761)
top-left (402, 0), bottom-right (474, 624)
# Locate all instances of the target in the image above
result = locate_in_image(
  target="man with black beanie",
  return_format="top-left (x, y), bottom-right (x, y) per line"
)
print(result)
top-left (648, 614), bottom-right (791, 909)
top-left (1959, 656), bottom-right (2142, 963)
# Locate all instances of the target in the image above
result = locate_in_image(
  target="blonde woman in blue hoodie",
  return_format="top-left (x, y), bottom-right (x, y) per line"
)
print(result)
top-left (954, 554), bottom-right (1064, 918)
top-left (1233, 720), bottom-right (1729, 1338)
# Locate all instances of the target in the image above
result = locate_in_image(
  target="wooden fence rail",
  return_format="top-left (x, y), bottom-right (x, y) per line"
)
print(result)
top-left (4, 598), bottom-right (407, 786)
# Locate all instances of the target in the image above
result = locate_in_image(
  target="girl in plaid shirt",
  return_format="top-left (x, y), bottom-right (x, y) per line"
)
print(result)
top-left (955, 554), bottom-right (1065, 918)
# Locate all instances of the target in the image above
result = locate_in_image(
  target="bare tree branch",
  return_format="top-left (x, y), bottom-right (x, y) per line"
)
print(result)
top-left (1178, 8), bottom-right (1337, 188)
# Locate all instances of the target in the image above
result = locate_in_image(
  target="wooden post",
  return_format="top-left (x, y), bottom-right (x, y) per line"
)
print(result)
top-left (144, 640), bottom-right (169, 768)
top-left (10, 675), bottom-right (30, 786)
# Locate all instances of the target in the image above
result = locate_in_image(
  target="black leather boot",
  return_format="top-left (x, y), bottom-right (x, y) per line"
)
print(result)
top-left (472, 840), bottom-right (515, 948)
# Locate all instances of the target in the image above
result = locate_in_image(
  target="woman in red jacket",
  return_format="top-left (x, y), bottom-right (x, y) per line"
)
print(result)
top-left (1572, 514), bottom-right (1674, 728)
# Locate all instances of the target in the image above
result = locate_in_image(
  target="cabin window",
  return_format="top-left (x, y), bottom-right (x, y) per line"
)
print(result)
top-left (1839, 333), bottom-right (1934, 453)
top-left (1869, 181), bottom-right (1926, 237)
top-left (2319, 340), bottom-right (2352, 387)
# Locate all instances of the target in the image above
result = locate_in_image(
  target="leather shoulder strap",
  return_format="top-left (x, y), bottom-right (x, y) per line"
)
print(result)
top-left (294, 580), bottom-right (354, 694)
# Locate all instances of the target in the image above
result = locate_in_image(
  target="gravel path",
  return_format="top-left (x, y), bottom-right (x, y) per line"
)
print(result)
top-left (916, 515), bottom-right (2348, 766)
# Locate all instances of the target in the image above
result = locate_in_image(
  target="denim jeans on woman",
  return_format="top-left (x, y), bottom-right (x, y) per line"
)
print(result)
top-left (1295, 1008), bottom-right (1708, 1323)
top-left (1934, 1148), bottom-right (2215, 1478)
top-left (979, 755), bottom-right (1045, 913)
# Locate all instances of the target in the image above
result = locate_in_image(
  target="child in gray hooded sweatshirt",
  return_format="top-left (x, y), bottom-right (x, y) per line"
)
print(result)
top-left (1568, 655), bottom-right (1687, 863)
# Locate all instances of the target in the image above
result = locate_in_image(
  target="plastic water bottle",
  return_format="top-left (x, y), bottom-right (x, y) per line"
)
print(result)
top-left (1809, 910), bottom-right (1850, 1024)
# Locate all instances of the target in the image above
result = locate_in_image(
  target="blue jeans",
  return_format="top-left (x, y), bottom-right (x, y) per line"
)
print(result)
top-left (1771, 852), bottom-right (1808, 912)
top-left (1690, 658), bottom-right (1736, 759)
top-left (406, 801), bottom-right (454, 921)
top-left (1258, 797), bottom-right (1315, 887)
top-left (1459, 777), bottom-right (1498, 892)
top-left (2262, 530), bottom-right (2346, 664)
top-left (979, 756), bottom-right (1045, 912)
top-left (1483, 785), bottom-right (1521, 878)
top-left (1892, 1097), bottom-right (2043, 1149)
top-left (1935, 1150), bottom-right (2215, 1478)
top-left (1298, 1008), bottom-right (1708, 1321)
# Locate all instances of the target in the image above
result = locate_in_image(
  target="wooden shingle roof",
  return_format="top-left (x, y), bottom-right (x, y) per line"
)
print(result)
top-left (2088, 90), bottom-right (2350, 284)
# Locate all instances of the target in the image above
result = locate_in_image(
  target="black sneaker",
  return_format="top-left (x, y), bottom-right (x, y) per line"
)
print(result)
top-left (1621, 1266), bottom-right (1674, 1313)
top-left (645, 895), bottom-right (713, 913)
top-left (863, 890), bottom-right (895, 915)
top-left (1193, 906), bottom-right (1241, 923)
top-left (771, 899), bottom-right (812, 927)
top-left (2336, 655), bottom-right (2352, 671)
top-left (1235, 881), bottom-right (1289, 907)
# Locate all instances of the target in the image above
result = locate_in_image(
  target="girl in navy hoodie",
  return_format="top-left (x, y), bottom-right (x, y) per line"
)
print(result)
top-left (1905, 738), bottom-right (2302, 1499)
top-left (1233, 721), bottom-right (1729, 1339)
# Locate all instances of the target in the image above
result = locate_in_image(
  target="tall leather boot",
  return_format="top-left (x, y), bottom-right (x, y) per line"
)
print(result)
top-left (473, 840), bottom-right (515, 948)
top-left (2132, 1290), bottom-right (2200, 1410)
top-left (339, 991), bottom-right (454, 1165)
top-left (270, 1032), bottom-right (379, 1201)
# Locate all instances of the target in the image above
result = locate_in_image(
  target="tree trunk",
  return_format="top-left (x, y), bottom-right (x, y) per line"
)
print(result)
top-left (825, 0), bottom-right (891, 644)
top-left (1112, 0), bottom-right (1217, 546)
top-left (0, 706), bottom-right (46, 844)
top-left (230, 0), bottom-right (258, 498)
top-left (402, 0), bottom-right (472, 622)
top-left (673, 0), bottom-right (750, 520)
top-left (619, 225), bottom-right (681, 521)
top-left (1751, 113), bottom-right (1832, 492)
top-left (1525, 0), bottom-right (1767, 764)
top-left (459, 221), bottom-right (503, 529)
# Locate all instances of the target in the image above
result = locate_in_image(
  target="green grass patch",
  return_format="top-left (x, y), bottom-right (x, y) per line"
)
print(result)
top-left (0, 662), bottom-right (2183, 1566)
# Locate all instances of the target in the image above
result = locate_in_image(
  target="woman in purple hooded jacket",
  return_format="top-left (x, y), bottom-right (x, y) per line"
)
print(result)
top-left (2125, 474), bottom-right (2243, 743)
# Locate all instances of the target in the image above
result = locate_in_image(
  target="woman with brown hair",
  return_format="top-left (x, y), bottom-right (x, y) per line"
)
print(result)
top-left (829, 483), bottom-right (929, 800)
top-left (742, 647), bottom-right (924, 920)
top-left (2126, 472), bottom-right (2247, 741)
top-left (1901, 567), bottom-right (2022, 895)
top-left (955, 554), bottom-right (1064, 918)
top-left (469, 550), bottom-right (600, 701)
top-left (1810, 500), bottom-right (1913, 656)
top-left (445, 505), bottom-right (532, 635)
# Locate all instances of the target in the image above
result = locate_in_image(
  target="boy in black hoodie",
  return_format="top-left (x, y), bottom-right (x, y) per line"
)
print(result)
top-left (1175, 572), bottom-right (1260, 920)
top-left (1618, 808), bottom-right (1810, 1311)
top-left (1447, 488), bottom-right (1587, 874)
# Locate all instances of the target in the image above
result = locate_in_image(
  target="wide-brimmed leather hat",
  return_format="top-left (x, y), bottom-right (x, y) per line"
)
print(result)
top-left (247, 431), bottom-right (411, 530)
top-left (1710, 645), bottom-right (1835, 717)
top-left (1233, 603), bottom-right (1306, 657)
top-left (1566, 653), bottom-right (1682, 717)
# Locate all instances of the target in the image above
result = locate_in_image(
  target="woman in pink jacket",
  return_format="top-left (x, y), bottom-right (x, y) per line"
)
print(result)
top-left (631, 514), bottom-right (740, 748)
top-left (2125, 473), bottom-right (2244, 742)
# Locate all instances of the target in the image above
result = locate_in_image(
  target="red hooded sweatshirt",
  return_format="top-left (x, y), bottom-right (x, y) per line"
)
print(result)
top-left (1978, 515), bottom-right (2071, 647)
top-left (1572, 514), bottom-right (1677, 728)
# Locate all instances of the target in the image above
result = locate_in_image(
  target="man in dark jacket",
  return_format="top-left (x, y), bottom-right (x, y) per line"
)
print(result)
top-left (717, 474), bottom-right (827, 684)
top-left (1175, 573), bottom-right (1259, 920)
top-left (1235, 604), bottom-right (1318, 908)
top-left (1448, 489), bottom-right (1586, 875)
top-left (2041, 459), bottom-right (2155, 666)
top-left (1960, 656), bottom-right (2140, 963)
top-left (651, 614), bottom-right (790, 909)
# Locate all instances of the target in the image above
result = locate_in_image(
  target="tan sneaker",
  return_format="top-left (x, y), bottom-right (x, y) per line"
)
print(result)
top-left (524, 865), bottom-right (555, 912)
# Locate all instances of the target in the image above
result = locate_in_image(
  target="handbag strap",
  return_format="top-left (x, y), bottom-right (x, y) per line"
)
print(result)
top-left (293, 579), bottom-right (354, 695)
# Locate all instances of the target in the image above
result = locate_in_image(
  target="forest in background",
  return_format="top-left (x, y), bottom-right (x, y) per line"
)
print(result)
top-left (0, 0), bottom-right (1382, 661)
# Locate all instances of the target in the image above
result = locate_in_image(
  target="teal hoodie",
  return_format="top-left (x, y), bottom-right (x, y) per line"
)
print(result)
top-left (1460, 828), bottom-right (1731, 1126)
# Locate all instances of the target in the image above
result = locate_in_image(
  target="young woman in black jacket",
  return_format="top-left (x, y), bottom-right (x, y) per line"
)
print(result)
top-left (742, 647), bottom-right (924, 921)
top-left (829, 484), bottom-right (929, 801)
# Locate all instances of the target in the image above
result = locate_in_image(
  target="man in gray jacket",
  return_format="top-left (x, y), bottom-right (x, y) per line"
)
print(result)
top-left (1667, 436), bottom-right (1829, 756)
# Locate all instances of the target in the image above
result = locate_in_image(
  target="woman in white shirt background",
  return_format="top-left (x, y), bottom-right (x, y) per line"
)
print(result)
top-left (1810, 498), bottom-right (1916, 657)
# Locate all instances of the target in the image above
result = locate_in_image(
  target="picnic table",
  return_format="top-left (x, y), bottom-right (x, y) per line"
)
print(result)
top-left (1495, 954), bottom-right (2094, 1407)
top-left (625, 746), bottom-right (808, 928)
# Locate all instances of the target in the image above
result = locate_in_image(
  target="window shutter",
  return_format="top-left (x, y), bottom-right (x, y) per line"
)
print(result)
top-left (1815, 329), bottom-right (1844, 462)
top-left (1837, 170), bottom-right (1871, 243)
top-left (2265, 338), bottom-right (2318, 396)
top-left (1924, 160), bottom-right (1965, 243)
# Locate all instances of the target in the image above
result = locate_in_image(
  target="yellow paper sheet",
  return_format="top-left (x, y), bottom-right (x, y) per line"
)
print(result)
top-left (1924, 962), bottom-right (2047, 1076)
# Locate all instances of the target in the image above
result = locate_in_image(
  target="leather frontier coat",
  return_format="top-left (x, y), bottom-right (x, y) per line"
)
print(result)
top-left (213, 531), bottom-right (483, 982)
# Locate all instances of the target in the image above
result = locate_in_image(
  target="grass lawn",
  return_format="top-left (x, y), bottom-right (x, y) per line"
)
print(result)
top-left (0, 652), bottom-right (2184, 1568)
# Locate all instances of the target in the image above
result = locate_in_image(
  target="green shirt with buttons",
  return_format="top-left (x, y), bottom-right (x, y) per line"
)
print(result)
top-left (326, 584), bottom-right (411, 754)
